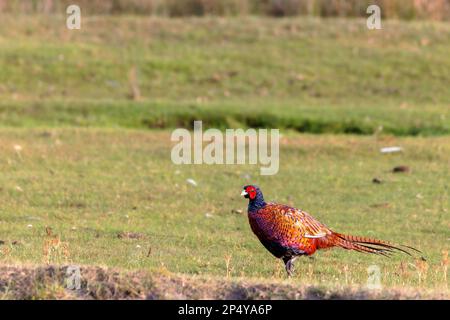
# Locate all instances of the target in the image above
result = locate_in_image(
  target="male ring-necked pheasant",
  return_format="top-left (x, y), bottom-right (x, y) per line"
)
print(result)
top-left (241, 185), bottom-right (420, 276)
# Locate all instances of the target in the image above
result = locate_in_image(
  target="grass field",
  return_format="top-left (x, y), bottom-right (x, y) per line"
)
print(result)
top-left (0, 15), bottom-right (449, 299)
top-left (0, 16), bottom-right (449, 135)
top-left (0, 130), bottom-right (448, 296)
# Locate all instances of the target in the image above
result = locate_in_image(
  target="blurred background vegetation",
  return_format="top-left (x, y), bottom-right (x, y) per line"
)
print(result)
top-left (0, 0), bottom-right (449, 20)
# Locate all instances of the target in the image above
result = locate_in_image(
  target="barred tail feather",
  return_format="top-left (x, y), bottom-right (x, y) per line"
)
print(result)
top-left (331, 233), bottom-right (422, 258)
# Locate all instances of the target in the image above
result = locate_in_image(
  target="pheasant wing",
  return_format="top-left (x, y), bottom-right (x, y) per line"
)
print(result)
top-left (255, 203), bottom-right (333, 254)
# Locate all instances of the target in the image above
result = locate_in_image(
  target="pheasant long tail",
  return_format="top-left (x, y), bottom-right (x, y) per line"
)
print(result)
top-left (319, 232), bottom-right (422, 258)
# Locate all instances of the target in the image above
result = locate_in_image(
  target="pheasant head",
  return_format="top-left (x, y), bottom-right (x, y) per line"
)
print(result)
top-left (241, 185), bottom-right (266, 212)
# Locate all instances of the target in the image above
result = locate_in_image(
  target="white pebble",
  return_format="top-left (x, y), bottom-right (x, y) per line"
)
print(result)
top-left (380, 146), bottom-right (402, 154)
top-left (186, 178), bottom-right (197, 187)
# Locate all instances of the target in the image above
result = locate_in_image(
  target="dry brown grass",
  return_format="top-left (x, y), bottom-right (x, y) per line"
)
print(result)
top-left (42, 227), bottom-right (70, 265)
top-left (0, 264), bottom-right (448, 299)
top-left (0, 0), bottom-right (449, 20)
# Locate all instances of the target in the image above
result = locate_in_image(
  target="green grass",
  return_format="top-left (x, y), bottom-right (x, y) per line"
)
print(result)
top-left (0, 100), bottom-right (449, 136)
top-left (0, 129), bottom-right (448, 292)
top-left (0, 16), bottom-right (449, 135)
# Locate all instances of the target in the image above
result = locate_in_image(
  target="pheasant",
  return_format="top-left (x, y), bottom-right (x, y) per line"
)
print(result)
top-left (241, 185), bottom-right (421, 276)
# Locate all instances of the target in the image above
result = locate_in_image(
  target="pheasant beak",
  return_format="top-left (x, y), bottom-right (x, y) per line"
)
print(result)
top-left (240, 190), bottom-right (248, 197)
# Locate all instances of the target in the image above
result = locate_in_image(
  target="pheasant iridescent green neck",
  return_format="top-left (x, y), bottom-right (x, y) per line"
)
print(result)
top-left (248, 192), bottom-right (266, 213)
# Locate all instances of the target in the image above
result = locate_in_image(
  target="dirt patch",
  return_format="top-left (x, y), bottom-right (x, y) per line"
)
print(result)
top-left (393, 165), bottom-right (411, 173)
top-left (117, 232), bottom-right (146, 240)
top-left (0, 265), bottom-right (447, 300)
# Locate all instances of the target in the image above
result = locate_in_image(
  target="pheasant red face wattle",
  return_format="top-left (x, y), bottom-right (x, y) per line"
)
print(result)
top-left (241, 185), bottom-right (257, 200)
top-left (246, 186), bottom-right (257, 200)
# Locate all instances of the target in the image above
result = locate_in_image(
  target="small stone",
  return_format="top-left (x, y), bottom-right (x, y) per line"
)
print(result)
top-left (380, 146), bottom-right (402, 154)
top-left (393, 166), bottom-right (410, 173)
top-left (186, 178), bottom-right (197, 187)
top-left (231, 209), bottom-right (243, 214)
